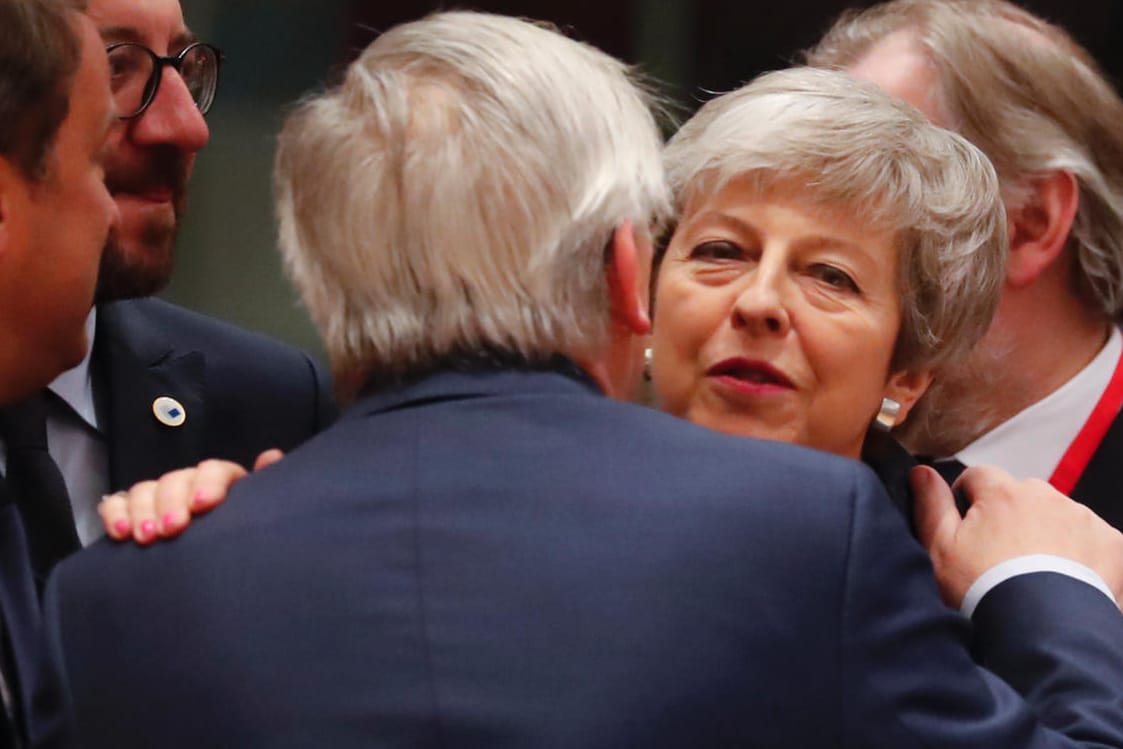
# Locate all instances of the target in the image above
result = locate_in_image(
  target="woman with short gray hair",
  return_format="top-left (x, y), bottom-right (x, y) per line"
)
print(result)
top-left (649, 67), bottom-right (1006, 503)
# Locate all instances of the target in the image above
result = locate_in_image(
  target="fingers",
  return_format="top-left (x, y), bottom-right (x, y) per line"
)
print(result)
top-left (910, 465), bottom-right (960, 556)
top-left (98, 492), bottom-right (133, 541)
top-left (124, 480), bottom-right (160, 545)
top-left (952, 465), bottom-right (1016, 510)
top-left (252, 448), bottom-right (284, 471)
top-left (185, 460), bottom-right (248, 515)
top-left (153, 467), bottom-right (205, 537)
top-left (99, 459), bottom-right (252, 545)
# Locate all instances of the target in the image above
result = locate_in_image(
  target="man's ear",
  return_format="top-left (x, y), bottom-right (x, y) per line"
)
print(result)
top-left (1006, 170), bottom-right (1079, 288)
top-left (885, 368), bottom-right (934, 425)
top-left (605, 221), bottom-right (652, 336)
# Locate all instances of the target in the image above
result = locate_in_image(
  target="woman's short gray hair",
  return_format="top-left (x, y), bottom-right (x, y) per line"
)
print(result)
top-left (276, 11), bottom-right (670, 385)
top-left (807, 0), bottom-right (1123, 325)
top-left (661, 67), bottom-right (1006, 372)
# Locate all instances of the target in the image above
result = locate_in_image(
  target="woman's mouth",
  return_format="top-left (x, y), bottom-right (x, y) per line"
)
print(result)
top-left (707, 358), bottom-right (794, 395)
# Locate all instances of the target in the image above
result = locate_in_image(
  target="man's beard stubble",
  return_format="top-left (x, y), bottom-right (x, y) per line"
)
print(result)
top-left (94, 218), bottom-right (178, 302)
top-left (94, 146), bottom-right (190, 303)
top-left (895, 329), bottom-right (1018, 457)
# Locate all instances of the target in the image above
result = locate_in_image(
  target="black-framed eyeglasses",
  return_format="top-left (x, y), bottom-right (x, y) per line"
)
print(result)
top-left (105, 41), bottom-right (223, 120)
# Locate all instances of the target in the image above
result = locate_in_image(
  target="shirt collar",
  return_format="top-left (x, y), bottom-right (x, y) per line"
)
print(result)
top-left (46, 308), bottom-right (100, 432)
top-left (957, 326), bottom-right (1122, 479)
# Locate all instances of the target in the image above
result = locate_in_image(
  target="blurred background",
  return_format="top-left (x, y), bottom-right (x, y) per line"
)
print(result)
top-left (171, 0), bottom-right (1123, 365)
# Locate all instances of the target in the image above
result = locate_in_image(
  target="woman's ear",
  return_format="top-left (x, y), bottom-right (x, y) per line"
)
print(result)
top-left (1006, 170), bottom-right (1079, 288)
top-left (884, 368), bottom-right (934, 425)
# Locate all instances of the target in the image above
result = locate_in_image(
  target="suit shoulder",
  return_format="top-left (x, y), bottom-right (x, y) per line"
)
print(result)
top-left (99, 299), bottom-right (309, 363)
top-left (527, 396), bottom-right (880, 529)
top-left (611, 400), bottom-right (876, 487)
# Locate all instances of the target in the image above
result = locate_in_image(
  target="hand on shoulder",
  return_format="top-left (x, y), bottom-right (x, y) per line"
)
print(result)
top-left (99, 449), bottom-right (284, 544)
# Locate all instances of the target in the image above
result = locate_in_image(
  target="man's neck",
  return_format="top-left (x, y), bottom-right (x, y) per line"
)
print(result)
top-left (903, 288), bottom-right (1112, 456)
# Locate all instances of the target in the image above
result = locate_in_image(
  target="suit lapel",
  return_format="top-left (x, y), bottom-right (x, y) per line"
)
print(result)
top-left (94, 302), bottom-right (208, 491)
top-left (1070, 407), bottom-right (1123, 531)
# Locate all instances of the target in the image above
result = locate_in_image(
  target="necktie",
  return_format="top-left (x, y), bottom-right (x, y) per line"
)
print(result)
top-left (929, 457), bottom-right (968, 487)
top-left (0, 393), bottom-right (80, 587)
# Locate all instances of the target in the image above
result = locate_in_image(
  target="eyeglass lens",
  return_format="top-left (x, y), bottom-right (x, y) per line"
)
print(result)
top-left (107, 43), bottom-right (220, 119)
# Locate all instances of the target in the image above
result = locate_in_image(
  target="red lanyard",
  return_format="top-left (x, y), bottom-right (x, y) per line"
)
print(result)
top-left (1048, 345), bottom-right (1123, 495)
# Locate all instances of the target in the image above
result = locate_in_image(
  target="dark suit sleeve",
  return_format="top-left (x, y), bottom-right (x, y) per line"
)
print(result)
top-left (973, 573), bottom-right (1123, 742)
top-left (839, 463), bottom-right (1123, 749)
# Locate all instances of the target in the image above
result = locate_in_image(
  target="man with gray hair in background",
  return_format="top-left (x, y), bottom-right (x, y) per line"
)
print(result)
top-left (808, 0), bottom-right (1123, 529)
top-left (45, 10), bottom-right (1123, 748)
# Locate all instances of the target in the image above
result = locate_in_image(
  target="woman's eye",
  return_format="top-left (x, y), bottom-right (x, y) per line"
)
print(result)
top-left (809, 264), bottom-right (860, 293)
top-left (689, 240), bottom-right (744, 262)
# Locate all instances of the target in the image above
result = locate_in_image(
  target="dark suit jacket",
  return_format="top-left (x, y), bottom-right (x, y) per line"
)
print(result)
top-left (93, 298), bottom-right (336, 489)
top-left (1071, 407), bottom-right (1123, 531)
top-left (861, 427), bottom-right (917, 526)
top-left (45, 366), bottom-right (1123, 748)
top-left (0, 482), bottom-right (69, 749)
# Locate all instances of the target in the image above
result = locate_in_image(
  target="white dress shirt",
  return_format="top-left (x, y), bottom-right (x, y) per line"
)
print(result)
top-left (957, 328), bottom-right (1122, 480)
top-left (46, 310), bottom-right (109, 545)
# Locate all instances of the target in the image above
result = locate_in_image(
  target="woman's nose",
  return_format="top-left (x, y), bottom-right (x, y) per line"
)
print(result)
top-left (730, 267), bottom-right (792, 337)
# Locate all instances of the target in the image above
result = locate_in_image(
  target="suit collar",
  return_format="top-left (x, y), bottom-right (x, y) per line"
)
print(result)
top-left (349, 360), bottom-right (603, 420)
top-left (861, 428), bottom-right (918, 531)
top-left (94, 301), bottom-right (208, 489)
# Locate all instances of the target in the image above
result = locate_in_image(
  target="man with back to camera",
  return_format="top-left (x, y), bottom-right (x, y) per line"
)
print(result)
top-left (46, 11), bottom-right (1123, 748)
top-left (4, 0), bottom-right (337, 587)
top-left (808, 0), bottom-right (1123, 529)
top-left (0, 0), bottom-right (117, 744)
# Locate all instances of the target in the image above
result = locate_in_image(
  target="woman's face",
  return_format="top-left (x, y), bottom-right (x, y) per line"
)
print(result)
top-left (651, 179), bottom-right (930, 459)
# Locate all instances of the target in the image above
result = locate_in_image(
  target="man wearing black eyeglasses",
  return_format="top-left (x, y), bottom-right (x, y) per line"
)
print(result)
top-left (10, 0), bottom-right (336, 583)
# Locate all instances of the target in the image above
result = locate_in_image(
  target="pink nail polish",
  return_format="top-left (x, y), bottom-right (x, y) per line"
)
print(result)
top-left (113, 520), bottom-right (131, 536)
top-left (139, 520), bottom-right (156, 538)
top-left (191, 490), bottom-right (211, 509)
top-left (162, 513), bottom-right (179, 530)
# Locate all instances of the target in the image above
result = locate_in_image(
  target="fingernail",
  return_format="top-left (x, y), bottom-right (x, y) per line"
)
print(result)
top-left (139, 520), bottom-right (156, 539)
top-left (190, 490), bottom-right (211, 509)
top-left (113, 520), bottom-right (131, 537)
top-left (161, 512), bottom-right (180, 531)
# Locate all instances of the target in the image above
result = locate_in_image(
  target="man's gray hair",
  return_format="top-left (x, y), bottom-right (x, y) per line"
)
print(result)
top-left (807, 0), bottom-right (1123, 324)
top-left (661, 67), bottom-right (1007, 373)
top-left (276, 11), bottom-right (670, 388)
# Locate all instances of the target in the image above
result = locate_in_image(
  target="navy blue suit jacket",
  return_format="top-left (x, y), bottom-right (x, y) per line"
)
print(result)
top-left (45, 367), bottom-right (1123, 748)
top-left (0, 484), bottom-right (69, 749)
top-left (94, 298), bottom-right (336, 489)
